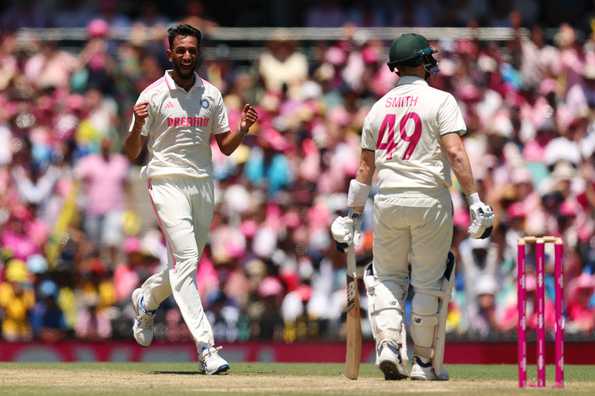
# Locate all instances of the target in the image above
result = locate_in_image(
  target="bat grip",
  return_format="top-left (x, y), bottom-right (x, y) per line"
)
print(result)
top-left (347, 209), bottom-right (360, 220)
top-left (347, 209), bottom-right (361, 232)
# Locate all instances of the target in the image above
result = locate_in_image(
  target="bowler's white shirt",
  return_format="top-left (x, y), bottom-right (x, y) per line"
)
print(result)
top-left (361, 76), bottom-right (466, 191)
top-left (131, 70), bottom-right (230, 179)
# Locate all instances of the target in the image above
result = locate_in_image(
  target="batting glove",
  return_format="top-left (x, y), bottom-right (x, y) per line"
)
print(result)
top-left (467, 193), bottom-right (494, 239)
top-left (331, 215), bottom-right (361, 252)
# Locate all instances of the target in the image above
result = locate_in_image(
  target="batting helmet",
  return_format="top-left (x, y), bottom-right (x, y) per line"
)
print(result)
top-left (387, 33), bottom-right (438, 75)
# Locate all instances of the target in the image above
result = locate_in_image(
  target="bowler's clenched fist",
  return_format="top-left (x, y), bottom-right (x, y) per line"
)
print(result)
top-left (240, 104), bottom-right (258, 133)
top-left (133, 102), bottom-right (149, 127)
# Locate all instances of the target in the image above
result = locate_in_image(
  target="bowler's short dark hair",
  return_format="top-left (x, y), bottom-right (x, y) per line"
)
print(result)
top-left (167, 24), bottom-right (202, 49)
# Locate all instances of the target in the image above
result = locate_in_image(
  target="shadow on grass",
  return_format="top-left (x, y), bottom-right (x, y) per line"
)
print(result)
top-left (150, 371), bottom-right (202, 375)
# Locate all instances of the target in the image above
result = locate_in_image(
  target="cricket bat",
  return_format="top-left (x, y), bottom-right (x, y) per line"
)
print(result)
top-left (344, 242), bottom-right (362, 380)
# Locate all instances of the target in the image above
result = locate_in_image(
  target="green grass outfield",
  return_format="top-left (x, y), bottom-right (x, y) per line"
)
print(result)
top-left (0, 363), bottom-right (594, 395)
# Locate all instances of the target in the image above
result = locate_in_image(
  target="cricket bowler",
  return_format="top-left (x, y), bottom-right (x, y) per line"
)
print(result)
top-left (123, 24), bottom-right (258, 374)
top-left (331, 33), bottom-right (494, 380)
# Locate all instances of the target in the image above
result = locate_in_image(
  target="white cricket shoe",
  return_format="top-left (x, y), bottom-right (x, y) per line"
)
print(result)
top-left (376, 341), bottom-right (408, 380)
top-left (131, 288), bottom-right (155, 347)
top-left (198, 345), bottom-right (230, 375)
top-left (410, 356), bottom-right (449, 381)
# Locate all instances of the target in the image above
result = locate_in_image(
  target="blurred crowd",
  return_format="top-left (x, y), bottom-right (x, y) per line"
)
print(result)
top-left (0, 4), bottom-right (594, 345)
top-left (1, 0), bottom-right (591, 31)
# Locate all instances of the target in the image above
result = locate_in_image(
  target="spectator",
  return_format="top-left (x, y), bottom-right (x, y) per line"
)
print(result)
top-left (180, 0), bottom-right (219, 35)
top-left (24, 41), bottom-right (79, 90)
top-left (566, 273), bottom-right (595, 333)
top-left (1, 206), bottom-right (41, 261)
top-left (469, 275), bottom-right (500, 337)
top-left (0, 0), bottom-right (49, 30)
top-left (74, 297), bottom-right (112, 340)
top-left (458, 237), bottom-right (500, 332)
top-left (244, 129), bottom-right (293, 198)
top-left (96, 0), bottom-right (131, 31)
top-left (0, 3), bottom-right (594, 343)
top-left (258, 31), bottom-right (308, 96)
top-left (136, 1), bottom-right (169, 28)
top-left (30, 280), bottom-right (68, 342)
top-left (75, 137), bottom-right (129, 266)
top-left (305, 0), bottom-right (347, 27)
top-left (113, 237), bottom-right (143, 304)
top-left (52, 0), bottom-right (94, 28)
top-left (0, 259), bottom-right (35, 341)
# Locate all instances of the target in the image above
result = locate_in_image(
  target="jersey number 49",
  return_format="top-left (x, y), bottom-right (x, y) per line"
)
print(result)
top-left (376, 112), bottom-right (421, 160)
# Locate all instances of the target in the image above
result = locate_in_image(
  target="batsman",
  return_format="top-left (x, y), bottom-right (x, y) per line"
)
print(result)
top-left (331, 33), bottom-right (494, 380)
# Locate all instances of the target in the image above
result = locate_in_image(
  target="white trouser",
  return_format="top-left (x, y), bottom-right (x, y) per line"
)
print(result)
top-left (371, 189), bottom-right (453, 353)
top-left (373, 189), bottom-right (453, 289)
top-left (141, 175), bottom-right (215, 346)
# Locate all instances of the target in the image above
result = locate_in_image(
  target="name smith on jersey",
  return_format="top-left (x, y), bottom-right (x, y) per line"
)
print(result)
top-left (385, 95), bottom-right (419, 108)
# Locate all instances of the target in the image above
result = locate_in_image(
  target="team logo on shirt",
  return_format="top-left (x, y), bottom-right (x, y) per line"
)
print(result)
top-left (163, 100), bottom-right (176, 110)
top-left (200, 99), bottom-right (210, 109)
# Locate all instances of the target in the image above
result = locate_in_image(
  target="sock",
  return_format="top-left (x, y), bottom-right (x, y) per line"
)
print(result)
top-left (139, 296), bottom-right (156, 315)
top-left (198, 342), bottom-right (212, 353)
top-left (415, 356), bottom-right (432, 367)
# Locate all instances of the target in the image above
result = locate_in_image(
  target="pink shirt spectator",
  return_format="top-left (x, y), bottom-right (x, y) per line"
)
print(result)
top-left (196, 256), bottom-right (219, 302)
top-left (567, 301), bottom-right (595, 332)
top-left (499, 297), bottom-right (556, 332)
top-left (566, 274), bottom-right (595, 332)
top-left (75, 308), bottom-right (112, 340)
top-left (76, 154), bottom-right (129, 215)
top-left (1, 230), bottom-right (39, 261)
top-left (113, 263), bottom-right (140, 303)
top-left (24, 48), bottom-right (79, 89)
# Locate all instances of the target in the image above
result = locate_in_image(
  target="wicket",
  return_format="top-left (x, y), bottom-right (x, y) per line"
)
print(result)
top-left (517, 236), bottom-right (564, 388)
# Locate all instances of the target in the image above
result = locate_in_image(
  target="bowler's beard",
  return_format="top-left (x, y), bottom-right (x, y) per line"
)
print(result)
top-left (173, 61), bottom-right (196, 80)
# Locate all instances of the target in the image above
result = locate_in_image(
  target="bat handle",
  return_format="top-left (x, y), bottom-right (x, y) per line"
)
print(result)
top-left (347, 209), bottom-right (360, 220)
top-left (347, 209), bottom-right (361, 233)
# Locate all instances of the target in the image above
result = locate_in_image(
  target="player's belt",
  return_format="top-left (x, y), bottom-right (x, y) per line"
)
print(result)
top-left (377, 186), bottom-right (450, 199)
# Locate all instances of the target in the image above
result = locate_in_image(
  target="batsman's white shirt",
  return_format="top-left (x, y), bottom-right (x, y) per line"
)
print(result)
top-left (130, 71), bottom-right (230, 347)
top-left (132, 70), bottom-right (230, 179)
top-left (361, 75), bottom-right (466, 193)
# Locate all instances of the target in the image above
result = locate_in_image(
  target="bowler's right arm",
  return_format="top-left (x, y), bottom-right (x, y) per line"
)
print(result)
top-left (124, 102), bottom-right (150, 161)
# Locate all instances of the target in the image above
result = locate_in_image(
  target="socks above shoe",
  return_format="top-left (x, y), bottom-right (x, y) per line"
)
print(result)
top-left (415, 356), bottom-right (433, 367)
top-left (138, 296), bottom-right (156, 316)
